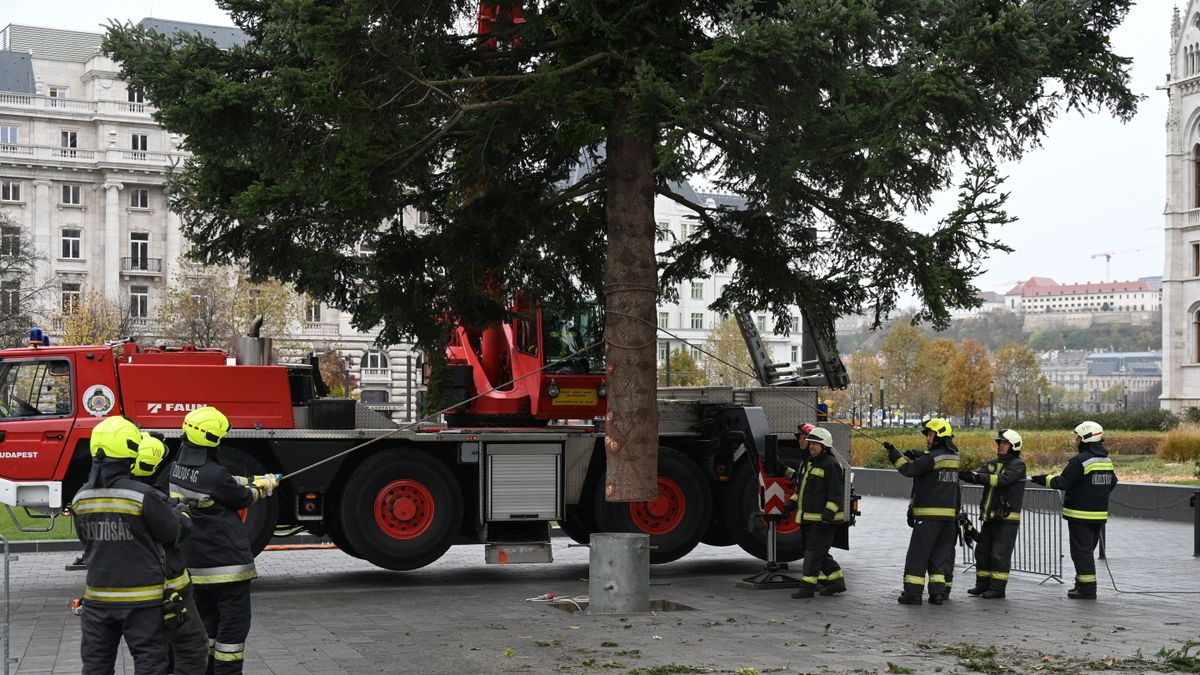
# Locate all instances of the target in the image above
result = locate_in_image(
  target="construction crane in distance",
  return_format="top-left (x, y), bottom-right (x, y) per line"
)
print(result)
top-left (1089, 246), bottom-right (1161, 282)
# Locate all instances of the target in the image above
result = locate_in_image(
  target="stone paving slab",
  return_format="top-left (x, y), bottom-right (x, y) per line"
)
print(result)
top-left (3, 496), bottom-right (1199, 674)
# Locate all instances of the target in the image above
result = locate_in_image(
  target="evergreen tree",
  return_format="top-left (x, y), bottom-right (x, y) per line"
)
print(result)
top-left (104, 1), bottom-right (1137, 498)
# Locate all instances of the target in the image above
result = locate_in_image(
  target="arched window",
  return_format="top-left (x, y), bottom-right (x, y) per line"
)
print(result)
top-left (361, 349), bottom-right (390, 376)
top-left (1193, 307), bottom-right (1200, 363)
top-left (1193, 144), bottom-right (1200, 207)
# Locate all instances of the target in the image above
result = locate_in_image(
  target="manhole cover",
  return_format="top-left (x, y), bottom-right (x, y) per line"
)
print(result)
top-left (547, 599), bottom-right (695, 613)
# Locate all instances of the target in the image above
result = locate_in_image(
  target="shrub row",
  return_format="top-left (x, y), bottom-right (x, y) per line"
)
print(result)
top-left (1159, 425), bottom-right (1200, 463)
top-left (998, 408), bottom-right (1179, 432)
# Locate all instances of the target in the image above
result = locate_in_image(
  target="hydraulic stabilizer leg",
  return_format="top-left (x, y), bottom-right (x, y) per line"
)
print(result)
top-left (736, 434), bottom-right (803, 590)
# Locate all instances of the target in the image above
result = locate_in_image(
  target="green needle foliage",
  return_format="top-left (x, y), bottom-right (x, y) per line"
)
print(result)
top-left (103, 1), bottom-right (1137, 351)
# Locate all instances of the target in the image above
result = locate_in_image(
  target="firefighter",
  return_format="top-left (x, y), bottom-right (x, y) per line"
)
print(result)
top-left (134, 432), bottom-right (210, 675)
top-left (72, 415), bottom-right (187, 675)
top-left (884, 418), bottom-right (960, 606)
top-left (784, 427), bottom-right (847, 598)
top-left (169, 406), bottom-right (278, 673)
top-left (958, 428), bottom-right (1026, 599)
top-left (1031, 421), bottom-right (1118, 599)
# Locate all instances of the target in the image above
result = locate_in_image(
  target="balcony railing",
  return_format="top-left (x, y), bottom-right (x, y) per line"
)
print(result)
top-left (361, 367), bottom-right (392, 381)
top-left (299, 321), bottom-right (341, 337)
top-left (0, 143), bottom-right (181, 167)
top-left (121, 257), bottom-right (163, 274)
top-left (0, 92), bottom-right (155, 117)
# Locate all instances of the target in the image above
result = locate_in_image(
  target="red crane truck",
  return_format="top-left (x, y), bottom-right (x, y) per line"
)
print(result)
top-left (0, 306), bottom-right (850, 571)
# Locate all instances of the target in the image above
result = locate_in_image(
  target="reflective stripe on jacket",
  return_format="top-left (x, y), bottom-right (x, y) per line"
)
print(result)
top-left (169, 441), bottom-right (259, 583)
top-left (887, 440), bottom-right (960, 521)
top-left (785, 449), bottom-right (845, 524)
top-left (966, 455), bottom-right (1027, 521)
top-left (1047, 444), bottom-right (1118, 522)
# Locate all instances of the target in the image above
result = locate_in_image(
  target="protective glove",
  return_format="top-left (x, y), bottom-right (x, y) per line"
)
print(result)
top-left (882, 442), bottom-right (897, 453)
top-left (253, 473), bottom-right (281, 496)
top-left (821, 510), bottom-right (835, 525)
top-left (782, 500), bottom-right (798, 516)
top-left (904, 449), bottom-right (923, 460)
top-left (1030, 474), bottom-right (1047, 486)
top-left (958, 469), bottom-right (976, 483)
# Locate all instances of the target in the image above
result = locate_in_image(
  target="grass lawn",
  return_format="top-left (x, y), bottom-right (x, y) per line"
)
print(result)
top-left (0, 508), bottom-right (75, 542)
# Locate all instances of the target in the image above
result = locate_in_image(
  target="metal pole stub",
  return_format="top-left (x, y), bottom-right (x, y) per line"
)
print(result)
top-left (1192, 492), bottom-right (1200, 558)
top-left (736, 434), bottom-right (804, 590)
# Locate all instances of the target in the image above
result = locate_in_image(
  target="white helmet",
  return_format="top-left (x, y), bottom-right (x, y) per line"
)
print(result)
top-left (805, 427), bottom-right (834, 449)
top-left (1073, 421), bottom-right (1104, 443)
top-left (995, 428), bottom-right (1022, 452)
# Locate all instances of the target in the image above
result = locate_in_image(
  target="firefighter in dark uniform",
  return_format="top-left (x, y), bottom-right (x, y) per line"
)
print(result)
top-left (169, 406), bottom-right (278, 673)
top-left (885, 418), bottom-right (960, 605)
top-left (1031, 421), bottom-right (1117, 599)
top-left (784, 427), bottom-right (847, 598)
top-left (134, 432), bottom-right (210, 675)
top-left (959, 428), bottom-right (1026, 599)
top-left (72, 415), bottom-right (188, 675)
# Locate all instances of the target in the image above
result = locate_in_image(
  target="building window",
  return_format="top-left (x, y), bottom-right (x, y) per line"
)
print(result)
top-left (658, 311), bottom-right (669, 329)
top-left (129, 285), bottom-right (149, 318)
top-left (61, 229), bottom-right (81, 259)
top-left (61, 282), bottom-right (81, 313)
top-left (756, 314), bottom-right (767, 331)
top-left (690, 313), bottom-right (703, 330)
top-left (0, 126), bottom-right (16, 146)
top-left (0, 180), bottom-right (20, 202)
top-left (1194, 145), bottom-right (1200, 208)
top-left (1193, 243), bottom-right (1199, 277)
top-left (691, 281), bottom-right (703, 300)
top-left (129, 232), bottom-right (149, 268)
top-left (0, 226), bottom-right (19, 257)
top-left (47, 86), bottom-right (68, 106)
top-left (305, 299), bottom-right (322, 323)
top-left (129, 188), bottom-right (149, 209)
top-left (362, 349), bottom-right (389, 374)
top-left (127, 87), bottom-right (145, 103)
top-left (679, 222), bottom-right (692, 239)
top-left (417, 210), bottom-right (431, 225)
top-left (59, 130), bottom-right (77, 157)
top-left (656, 221), bottom-right (668, 242)
top-left (61, 185), bottom-right (81, 205)
top-left (0, 280), bottom-right (19, 315)
top-left (791, 345), bottom-right (799, 363)
top-left (131, 134), bottom-right (148, 159)
top-left (657, 341), bottom-right (670, 363)
top-left (360, 389), bottom-right (389, 404)
top-left (689, 346), bottom-right (702, 361)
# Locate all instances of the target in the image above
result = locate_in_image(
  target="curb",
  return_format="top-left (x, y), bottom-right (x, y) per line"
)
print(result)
top-left (5, 533), bottom-right (332, 554)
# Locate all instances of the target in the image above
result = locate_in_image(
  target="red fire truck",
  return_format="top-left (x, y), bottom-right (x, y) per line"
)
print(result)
top-left (0, 308), bottom-right (849, 571)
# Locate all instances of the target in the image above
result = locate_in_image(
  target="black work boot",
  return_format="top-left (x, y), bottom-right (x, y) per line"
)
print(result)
top-left (818, 580), bottom-right (847, 596)
top-left (966, 586), bottom-right (987, 596)
top-left (981, 589), bottom-right (1006, 599)
top-left (897, 593), bottom-right (922, 605)
top-left (928, 593), bottom-right (944, 605)
top-left (791, 586), bottom-right (816, 599)
top-left (1067, 587), bottom-right (1097, 600)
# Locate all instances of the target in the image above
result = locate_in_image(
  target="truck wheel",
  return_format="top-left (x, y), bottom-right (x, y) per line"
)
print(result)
top-left (557, 505), bottom-right (598, 546)
top-left (593, 447), bottom-right (711, 564)
top-left (700, 484), bottom-right (735, 547)
top-left (323, 501), bottom-right (362, 559)
top-left (339, 448), bottom-right (462, 571)
top-left (721, 459), bottom-right (804, 562)
top-left (217, 447), bottom-right (278, 557)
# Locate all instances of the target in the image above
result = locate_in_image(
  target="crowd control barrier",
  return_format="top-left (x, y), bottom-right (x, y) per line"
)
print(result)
top-left (959, 485), bottom-right (1063, 584)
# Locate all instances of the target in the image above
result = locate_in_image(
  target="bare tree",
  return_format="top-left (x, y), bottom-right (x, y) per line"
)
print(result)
top-left (0, 213), bottom-right (55, 347)
top-left (159, 257), bottom-right (302, 349)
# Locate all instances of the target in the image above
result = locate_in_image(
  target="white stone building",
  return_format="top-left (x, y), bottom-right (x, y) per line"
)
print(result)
top-left (1162, 4), bottom-right (1200, 413)
top-left (0, 21), bottom-right (419, 417)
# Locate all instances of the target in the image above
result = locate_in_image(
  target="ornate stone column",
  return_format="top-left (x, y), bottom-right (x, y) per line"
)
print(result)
top-left (102, 182), bottom-right (123, 299)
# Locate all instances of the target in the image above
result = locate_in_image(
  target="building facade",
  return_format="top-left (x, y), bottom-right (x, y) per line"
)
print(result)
top-left (0, 21), bottom-right (419, 417)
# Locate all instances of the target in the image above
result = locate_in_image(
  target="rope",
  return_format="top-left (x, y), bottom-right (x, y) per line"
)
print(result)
top-left (1108, 495), bottom-right (1195, 511)
top-left (277, 339), bottom-right (604, 481)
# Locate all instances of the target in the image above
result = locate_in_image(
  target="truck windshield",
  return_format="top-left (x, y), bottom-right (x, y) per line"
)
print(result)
top-left (0, 360), bottom-right (73, 419)
top-left (543, 306), bottom-right (605, 375)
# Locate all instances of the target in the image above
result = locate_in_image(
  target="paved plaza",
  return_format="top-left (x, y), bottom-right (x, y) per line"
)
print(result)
top-left (4, 496), bottom-right (1199, 674)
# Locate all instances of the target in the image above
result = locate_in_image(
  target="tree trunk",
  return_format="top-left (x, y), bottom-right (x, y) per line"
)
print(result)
top-left (603, 99), bottom-right (659, 502)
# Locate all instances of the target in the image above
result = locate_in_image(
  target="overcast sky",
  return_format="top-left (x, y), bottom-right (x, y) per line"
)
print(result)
top-left (3, 2), bottom-right (1175, 295)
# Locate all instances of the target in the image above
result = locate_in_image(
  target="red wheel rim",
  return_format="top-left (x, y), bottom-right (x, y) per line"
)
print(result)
top-left (237, 508), bottom-right (248, 523)
top-left (374, 479), bottom-right (435, 540)
top-left (628, 477), bottom-right (685, 535)
top-left (773, 515), bottom-right (800, 535)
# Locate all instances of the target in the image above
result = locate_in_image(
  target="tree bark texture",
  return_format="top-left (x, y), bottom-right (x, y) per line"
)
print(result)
top-left (603, 102), bottom-right (659, 502)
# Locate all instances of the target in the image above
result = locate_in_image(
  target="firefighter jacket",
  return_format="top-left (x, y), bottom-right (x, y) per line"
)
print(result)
top-left (1047, 444), bottom-right (1118, 522)
top-left (785, 450), bottom-right (845, 524)
top-left (887, 439), bottom-right (960, 521)
top-left (169, 441), bottom-right (261, 586)
top-left (72, 462), bottom-right (185, 608)
top-left (962, 455), bottom-right (1026, 522)
top-left (152, 470), bottom-right (194, 594)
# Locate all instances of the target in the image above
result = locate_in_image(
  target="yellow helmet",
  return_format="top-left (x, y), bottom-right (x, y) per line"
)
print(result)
top-left (133, 432), bottom-right (167, 477)
top-left (90, 416), bottom-right (142, 460)
top-left (183, 407), bottom-right (230, 447)
top-left (920, 418), bottom-right (953, 438)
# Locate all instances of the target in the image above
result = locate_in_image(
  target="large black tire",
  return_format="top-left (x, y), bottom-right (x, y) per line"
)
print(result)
top-left (593, 447), bottom-right (711, 564)
top-left (215, 447), bottom-right (278, 557)
top-left (322, 482), bottom-right (362, 559)
top-left (339, 448), bottom-right (463, 571)
top-left (700, 483), bottom-right (735, 547)
top-left (722, 458), bottom-right (805, 562)
top-left (557, 505), bottom-right (599, 546)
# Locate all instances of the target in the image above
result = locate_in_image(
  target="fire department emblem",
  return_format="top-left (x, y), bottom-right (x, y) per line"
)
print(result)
top-left (82, 385), bottom-right (116, 417)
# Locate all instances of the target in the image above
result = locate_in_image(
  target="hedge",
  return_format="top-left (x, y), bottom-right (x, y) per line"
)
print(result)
top-left (997, 408), bottom-right (1179, 432)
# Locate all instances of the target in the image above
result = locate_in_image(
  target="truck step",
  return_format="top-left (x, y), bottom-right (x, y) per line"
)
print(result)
top-left (485, 542), bottom-right (553, 565)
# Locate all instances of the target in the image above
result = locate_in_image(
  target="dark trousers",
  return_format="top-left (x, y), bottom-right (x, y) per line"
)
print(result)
top-left (167, 587), bottom-right (211, 675)
top-left (903, 519), bottom-right (957, 598)
top-left (195, 580), bottom-right (252, 674)
top-left (973, 521), bottom-right (1020, 592)
top-left (1068, 520), bottom-right (1103, 590)
top-left (80, 603), bottom-right (168, 675)
top-left (798, 523), bottom-right (843, 589)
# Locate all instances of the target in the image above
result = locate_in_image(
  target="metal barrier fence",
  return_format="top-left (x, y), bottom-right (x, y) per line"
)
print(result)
top-left (959, 485), bottom-right (1063, 584)
top-left (1, 535), bottom-right (11, 674)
